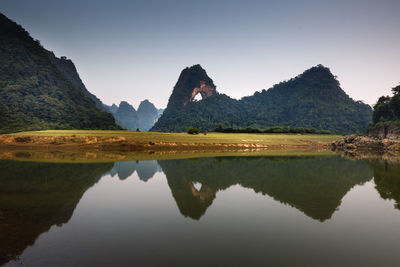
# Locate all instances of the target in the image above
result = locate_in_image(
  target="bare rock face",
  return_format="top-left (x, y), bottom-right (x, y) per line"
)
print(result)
top-left (167, 64), bottom-right (217, 108)
top-left (332, 134), bottom-right (400, 155)
top-left (367, 124), bottom-right (400, 140)
top-left (187, 81), bottom-right (216, 105)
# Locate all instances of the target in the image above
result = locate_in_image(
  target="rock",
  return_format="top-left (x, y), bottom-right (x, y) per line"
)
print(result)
top-left (332, 134), bottom-right (400, 154)
top-left (367, 124), bottom-right (400, 140)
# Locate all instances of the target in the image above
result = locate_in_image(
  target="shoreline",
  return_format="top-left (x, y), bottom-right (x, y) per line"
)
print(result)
top-left (0, 131), bottom-right (336, 151)
top-left (0, 131), bottom-right (339, 162)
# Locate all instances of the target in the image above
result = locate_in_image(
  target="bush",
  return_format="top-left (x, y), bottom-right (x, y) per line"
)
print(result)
top-left (187, 128), bottom-right (199, 134)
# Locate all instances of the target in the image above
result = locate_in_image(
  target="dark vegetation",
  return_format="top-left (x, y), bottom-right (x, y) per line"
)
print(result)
top-left (187, 127), bottom-right (199, 134)
top-left (368, 158), bottom-right (400, 210)
top-left (214, 124), bottom-right (332, 134)
top-left (0, 160), bottom-right (113, 264)
top-left (371, 85), bottom-right (400, 128)
top-left (159, 156), bottom-right (372, 221)
top-left (152, 65), bottom-right (372, 134)
top-left (0, 13), bottom-right (120, 133)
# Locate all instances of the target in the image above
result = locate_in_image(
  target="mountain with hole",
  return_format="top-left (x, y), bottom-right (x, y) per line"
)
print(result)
top-left (151, 64), bottom-right (372, 134)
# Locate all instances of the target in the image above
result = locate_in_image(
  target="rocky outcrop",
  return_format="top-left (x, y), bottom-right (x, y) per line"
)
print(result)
top-left (187, 81), bottom-right (216, 105)
top-left (367, 124), bottom-right (400, 139)
top-left (170, 64), bottom-right (217, 107)
top-left (332, 135), bottom-right (400, 154)
top-left (155, 64), bottom-right (217, 111)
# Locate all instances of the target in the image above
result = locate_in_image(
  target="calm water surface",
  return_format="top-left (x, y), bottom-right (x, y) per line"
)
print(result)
top-left (1, 155), bottom-right (400, 266)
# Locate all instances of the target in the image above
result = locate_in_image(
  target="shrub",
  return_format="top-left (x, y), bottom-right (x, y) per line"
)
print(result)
top-left (187, 127), bottom-right (199, 134)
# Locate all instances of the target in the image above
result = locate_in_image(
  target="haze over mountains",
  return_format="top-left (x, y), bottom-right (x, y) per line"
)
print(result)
top-left (105, 100), bottom-right (162, 131)
top-left (1, 12), bottom-right (373, 134)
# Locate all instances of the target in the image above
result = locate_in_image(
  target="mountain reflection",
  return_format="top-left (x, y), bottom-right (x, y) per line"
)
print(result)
top-left (0, 155), bottom-right (385, 265)
top-left (0, 160), bottom-right (113, 265)
top-left (159, 156), bottom-right (373, 221)
top-left (109, 160), bottom-right (161, 181)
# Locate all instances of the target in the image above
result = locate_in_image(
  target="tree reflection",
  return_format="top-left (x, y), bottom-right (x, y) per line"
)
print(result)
top-left (368, 158), bottom-right (400, 209)
top-left (0, 160), bottom-right (113, 265)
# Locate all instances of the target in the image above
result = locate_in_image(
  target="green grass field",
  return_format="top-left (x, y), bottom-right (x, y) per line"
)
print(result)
top-left (10, 130), bottom-right (341, 145)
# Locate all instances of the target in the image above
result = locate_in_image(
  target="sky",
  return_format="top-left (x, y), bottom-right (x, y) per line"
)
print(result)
top-left (1, 0), bottom-right (400, 109)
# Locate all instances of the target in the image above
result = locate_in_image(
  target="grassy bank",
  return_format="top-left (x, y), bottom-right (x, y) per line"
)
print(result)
top-left (5, 130), bottom-right (340, 145)
top-left (0, 130), bottom-right (341, 161)
top-left (0, 130), bottom-right (341, 162)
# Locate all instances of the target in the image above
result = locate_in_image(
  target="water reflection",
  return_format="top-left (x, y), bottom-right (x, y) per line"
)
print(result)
top-left (0, 161), bottom-right (113, 265)
top-left (368, 158), bottom-right (400, 209)
top-left (108, 160), bottom-right (161, 181)
top-left (2, 155), bottom-right (400, 266)
top-left (160, 156), bottom-right (373, 221)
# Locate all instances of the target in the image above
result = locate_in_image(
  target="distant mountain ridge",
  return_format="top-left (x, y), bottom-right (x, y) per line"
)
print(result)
top-left (152, 64), bottom-right (372, 134)
top-left (105, 100), bottom-right (163, 131)
top-left (0, 13), bottom-right (120, 133)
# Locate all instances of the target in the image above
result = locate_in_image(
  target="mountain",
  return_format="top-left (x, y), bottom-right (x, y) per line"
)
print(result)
top-left (151, 64), bottom-right (372, 134)
top-left (47, 51), bottom-right (105, 109)
top-left (137, 99), bottom-right (160, 131)
top-left (105, 100), bottom-right (162, 131)
top-left (0, 13), bottom-right (120, 133)
top-left (113, 101), bottom-right (140, 130)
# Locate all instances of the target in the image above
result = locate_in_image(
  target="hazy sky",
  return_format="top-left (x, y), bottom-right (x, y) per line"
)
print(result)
top-left (2, 0), bottom-right (399, 108)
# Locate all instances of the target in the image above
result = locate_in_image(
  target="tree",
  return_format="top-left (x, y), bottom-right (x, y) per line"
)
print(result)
top-left (392, 85), bottom-right (400, 95)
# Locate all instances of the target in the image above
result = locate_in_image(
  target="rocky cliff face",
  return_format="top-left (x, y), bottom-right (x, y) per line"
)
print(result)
top-left (367, 124), bottom-right (400, 140)
top-left (166, 64), bottom-right (217, 108)
top-left (331, 135), bottom-right (400, 155)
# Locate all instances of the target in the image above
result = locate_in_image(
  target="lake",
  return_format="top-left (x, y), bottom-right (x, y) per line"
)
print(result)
top-left (1, 154), bottom-right (400, 266)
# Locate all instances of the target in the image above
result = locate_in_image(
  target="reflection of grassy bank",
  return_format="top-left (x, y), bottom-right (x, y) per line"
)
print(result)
top-left (0, 148), bottom-right (334, 163)
top-left (0, 130), bottom-right (340, 151)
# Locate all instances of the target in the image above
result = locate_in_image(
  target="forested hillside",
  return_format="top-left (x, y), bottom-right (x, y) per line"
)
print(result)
top-left (0, 13), bottom-right (119, 133)
top-left (152, 65), bottom-right (372, 134)
top-left (372, 85), bottom-right (400, 125)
